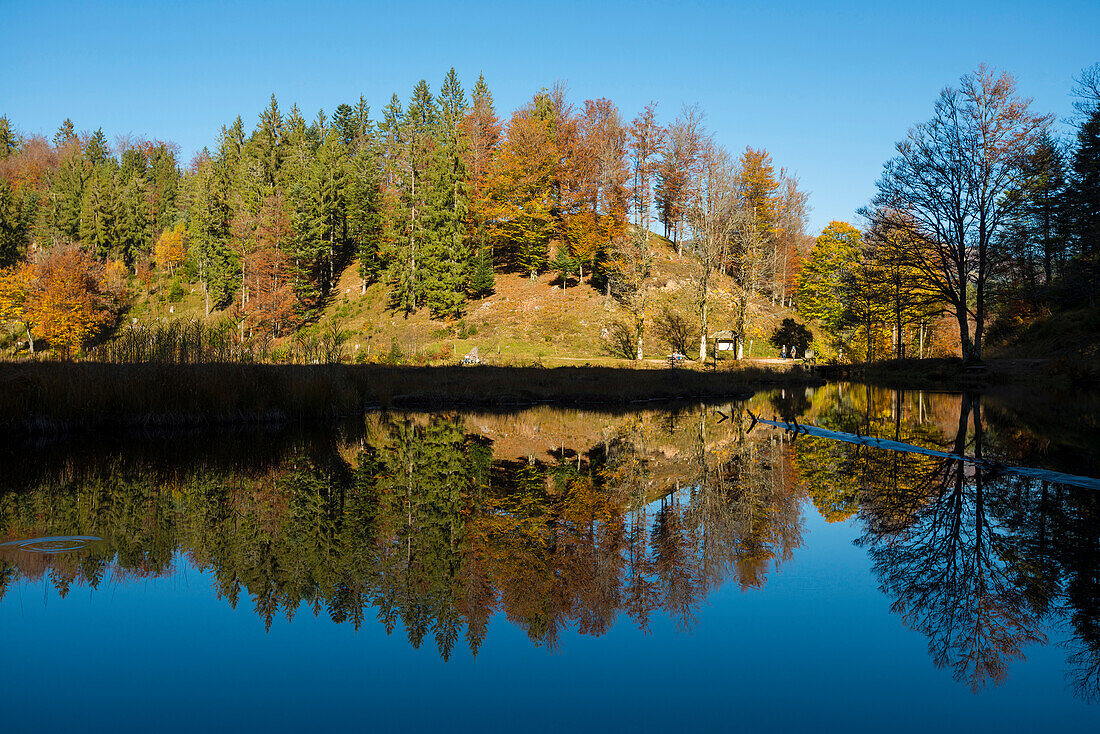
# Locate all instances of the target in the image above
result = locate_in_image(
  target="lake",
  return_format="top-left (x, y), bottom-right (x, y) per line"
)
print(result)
top-left (2, 384), bottom-right (1098, 731)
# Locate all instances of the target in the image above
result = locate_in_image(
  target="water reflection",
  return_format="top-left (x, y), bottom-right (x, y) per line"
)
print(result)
top-left (1, 388), bottom-right (1097, 702)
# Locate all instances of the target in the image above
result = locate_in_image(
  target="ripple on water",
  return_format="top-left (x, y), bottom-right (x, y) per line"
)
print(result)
top-left (0, 536), bottom-right (104, 554)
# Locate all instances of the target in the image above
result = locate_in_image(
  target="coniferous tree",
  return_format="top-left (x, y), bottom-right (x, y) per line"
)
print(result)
top-left (387, 81), bottom-right (439, 313)
top-left (79, 165), bottom-right (116, 257)
top-left (84, 128), bottom-right (110, 166)
top-left (421, 68), bottom-right (471, 318)
top-left (53, 119), bottom-right (77, 148)
top-left (0, 116), bottom-right (19, 159)
top-left (0, 180), bottom-right (28, 267)
top-left (467, 245), bottom-right (495, 297)
top-left (1068, 102), bottom-right (1100, 295)
top-left (48, 143), bottom-right (89, 243)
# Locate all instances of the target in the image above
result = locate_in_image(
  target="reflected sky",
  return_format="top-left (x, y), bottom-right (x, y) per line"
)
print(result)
top-left (1, 386), bottom-right (1098, 731)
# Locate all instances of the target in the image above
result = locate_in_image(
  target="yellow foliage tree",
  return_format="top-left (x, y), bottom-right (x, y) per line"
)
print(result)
top-left (154, 222), bottom-right (187, 274)
top-left (0, 261), bottom-right (34, 351)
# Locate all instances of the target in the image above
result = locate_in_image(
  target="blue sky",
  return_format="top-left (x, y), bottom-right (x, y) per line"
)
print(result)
top-left (2, 0), bottom-right (1097, 233)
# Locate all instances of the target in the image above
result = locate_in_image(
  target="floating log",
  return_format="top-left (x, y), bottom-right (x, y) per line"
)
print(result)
top-left (744, 410), bottom-right (1100, 491)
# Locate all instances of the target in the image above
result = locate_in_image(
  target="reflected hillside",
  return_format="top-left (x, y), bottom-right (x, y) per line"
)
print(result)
top-left (0, 405), bottom-right (803, 658)
top-left (2, 389), bottom-right (1098, 702)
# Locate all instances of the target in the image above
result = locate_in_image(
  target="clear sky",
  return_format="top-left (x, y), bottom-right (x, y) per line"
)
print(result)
top-left (2, 0), bottom-right (1097, 233)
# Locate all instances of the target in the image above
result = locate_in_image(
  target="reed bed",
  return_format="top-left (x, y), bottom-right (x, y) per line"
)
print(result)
top-left (89, 320), bottom-right (348, 365)
top-left (0, 361), bottom-right (822, 436)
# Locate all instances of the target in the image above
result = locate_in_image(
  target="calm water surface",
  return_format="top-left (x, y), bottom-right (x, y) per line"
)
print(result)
top-left (2, 384), bottom-right (1098, 731)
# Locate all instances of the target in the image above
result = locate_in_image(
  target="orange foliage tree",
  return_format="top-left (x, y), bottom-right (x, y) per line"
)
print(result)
top-left (0, 244), bottom-right (118, 354)
top-left (240, 194), bottom-right (297, 338)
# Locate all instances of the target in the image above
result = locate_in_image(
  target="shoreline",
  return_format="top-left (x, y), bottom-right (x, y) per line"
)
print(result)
top-left (4, 357), bottom-right (1089, 438)
top-left (0, 361), bottom-right (824, 437)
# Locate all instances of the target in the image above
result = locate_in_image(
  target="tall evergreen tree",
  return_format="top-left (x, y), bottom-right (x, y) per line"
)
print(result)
top-left (0, 116), bottom-right (19, 159)
top-left (0, 180), bottom-right (27, 266)
top-left (421, 68), bottom-right (471, 318)
top-left (53, 118), bottom-right (77, 148)
top-left (1068, 102), bottom-right (1100, 294)
top-left (85, 128), bottom-right (110, 166)
top-left (79, 165), bottom-right (116, 257)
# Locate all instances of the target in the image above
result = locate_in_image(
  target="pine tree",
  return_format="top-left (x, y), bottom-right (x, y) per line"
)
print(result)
top-left (467, 245), bottom-right (495, 297)
top-left (0, 116), bottom-right (19, 159)
top-left (85, 128), bottom-right (110, 166)
top-left (420, 68), bottom-right (471, 318)
top-left (53, 118), bottom-right (77, 148)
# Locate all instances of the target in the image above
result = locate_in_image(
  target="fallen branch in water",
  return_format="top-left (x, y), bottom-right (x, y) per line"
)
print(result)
top-left (745, 410), bottom-right (1100, 491)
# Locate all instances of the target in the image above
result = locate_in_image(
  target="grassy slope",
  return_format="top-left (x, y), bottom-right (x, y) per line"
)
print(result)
top-left (132, 232), bottom-right (817, 365)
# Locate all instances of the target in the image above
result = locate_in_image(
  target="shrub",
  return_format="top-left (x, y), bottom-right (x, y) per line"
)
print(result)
top-left (602, 320), bottom-right (637, 360)
top-left (770, 318), bottom-right (813, 354)
top-left (654, 304), bottom-right (699, 356)
top-left (383, 338), bottom-right (404, 366)
top-left (167, 280), bottom-right (186, 303)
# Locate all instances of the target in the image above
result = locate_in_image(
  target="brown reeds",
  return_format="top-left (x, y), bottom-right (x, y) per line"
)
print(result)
top-left (0, 361), bottom-right (823, 436)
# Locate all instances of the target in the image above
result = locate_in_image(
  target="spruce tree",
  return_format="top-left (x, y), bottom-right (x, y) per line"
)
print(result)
top-left (549, 245), bottom-right (575, 290)
top-left (79, 165), bottom-right (116, 257)
top-left (467, 245), bottom-right (495, 297)
top-left (421, 69), bottom-right (471, 318)
top-left (1069, 104), bottom-right (1100, 275)
top-left (0, 180), bottom-right (27, 266)
top-left (0, 116), bottom-right (19, 159)
top-left (332, 104), bottom-right (356, 146)
top-left (255, 95), bottom-right (284, 187)
top-left (85, 128), bottom-right (110, 166)
top-left (53, 118), bottom-right (77, 148)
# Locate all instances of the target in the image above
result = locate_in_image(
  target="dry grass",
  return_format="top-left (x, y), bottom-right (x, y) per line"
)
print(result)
top-left (0, 361), bottom-right (823, 436)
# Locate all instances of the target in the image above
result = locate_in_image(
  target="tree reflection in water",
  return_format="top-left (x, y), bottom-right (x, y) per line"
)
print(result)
top-left (0, 389), bottom-right (1097, 701)
top-left (790, 386), bottom-right (1100, 701)
top-left (0, 408), bottom-right (801, 659)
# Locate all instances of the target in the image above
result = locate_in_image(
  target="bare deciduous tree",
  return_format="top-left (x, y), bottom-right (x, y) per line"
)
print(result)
top-left (685, 138), bottom-right (738, 361)
top-left (870, 65), bottom-right (1052, 361)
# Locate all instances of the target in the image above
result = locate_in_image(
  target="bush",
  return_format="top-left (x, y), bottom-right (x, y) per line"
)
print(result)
top-left (383, 338), bottom-right (404, 366)
top-left (167, 280), bottom-right (186, 303)
top-left (602, 320), bottom-right (637, 360)
top-left (654, 305), bottom-right (699, 357)
top-left (770, 318), bottom-right (813, 355)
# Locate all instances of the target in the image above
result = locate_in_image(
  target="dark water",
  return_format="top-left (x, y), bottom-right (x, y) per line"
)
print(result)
top-left (2, 385), bottom-right (1098, 731)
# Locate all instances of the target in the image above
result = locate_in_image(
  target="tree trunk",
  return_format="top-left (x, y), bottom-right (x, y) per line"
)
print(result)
top-left (957, 307), bottom-right (973, 362)
top-left (698, 299), bottom-right (709, 362)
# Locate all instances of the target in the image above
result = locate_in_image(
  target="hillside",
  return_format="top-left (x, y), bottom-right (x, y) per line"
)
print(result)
top-left (128, 233), bottom-right (817, 366)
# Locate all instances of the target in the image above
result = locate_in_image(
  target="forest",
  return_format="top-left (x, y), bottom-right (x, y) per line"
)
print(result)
top-left (0, 69), bottom-right (808, 361)
top-left (0, 63), bottom-right (1097, 368)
